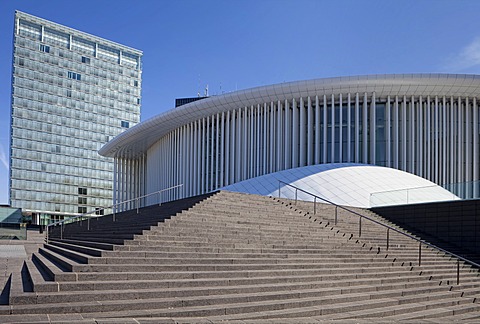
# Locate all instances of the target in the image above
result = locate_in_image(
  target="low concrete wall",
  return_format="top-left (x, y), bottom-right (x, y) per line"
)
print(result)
top-left (371, 199), bottom-right (480, 264)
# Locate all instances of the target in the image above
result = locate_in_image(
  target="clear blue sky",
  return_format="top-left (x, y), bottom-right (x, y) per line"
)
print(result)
top-left (1, 0), bottom-right (480, 205)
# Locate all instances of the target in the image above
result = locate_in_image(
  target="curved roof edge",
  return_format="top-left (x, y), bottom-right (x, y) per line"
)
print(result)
top-left (220, 163), bottom-right (459, 208)
top-left (100, 73), bottom-right (480, 158)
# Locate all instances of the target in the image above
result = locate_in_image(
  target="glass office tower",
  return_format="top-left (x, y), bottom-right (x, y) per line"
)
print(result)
top-left (9, 11), bottom-right (142, 225)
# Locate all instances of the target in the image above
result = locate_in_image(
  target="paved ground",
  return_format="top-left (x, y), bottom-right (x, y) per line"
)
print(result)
top-left (0, 229), bottom-right (45, 303)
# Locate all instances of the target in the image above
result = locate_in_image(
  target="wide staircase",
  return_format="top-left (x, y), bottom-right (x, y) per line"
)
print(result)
top-left (0, 190), bottom-right (480, 323)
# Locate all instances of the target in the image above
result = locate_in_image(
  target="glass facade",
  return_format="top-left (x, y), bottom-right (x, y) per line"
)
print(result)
top-left (9, 11), bottom-right (142, 225)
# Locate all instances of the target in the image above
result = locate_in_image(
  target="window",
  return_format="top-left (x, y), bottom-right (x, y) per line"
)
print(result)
top-left (133, 80), bottom-right (138, 87)
top-left (78, 187), bottom-right (87, 195)
top-left (39, 44), bottom-right (50, 53)
top-left (67, 71), bottom-right (81, 81)
top-left (19, 58), bottom-right (24, 66)
top-left (78, 207), bottom-right (87, 214)
top-left (121, 121), bottom-right (129, 128)
top-left (55, 145), bottom-right (61, 153)
top-left (66, 90), bottom-right (72, 97)
top-left (81, 56), bottom-right (90, 64)
top-left (95, 208), bottom-right (104, 216)
top-left (137, 98), bottom-right (140, 105)
top-left (78, 197), bottom-right (87, 204)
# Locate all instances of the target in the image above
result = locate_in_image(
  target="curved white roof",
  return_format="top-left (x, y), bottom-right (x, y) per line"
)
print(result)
top-left (220, 163), bottom-right (458, 208)
top-left (100, 73), bottom-right (480, 158)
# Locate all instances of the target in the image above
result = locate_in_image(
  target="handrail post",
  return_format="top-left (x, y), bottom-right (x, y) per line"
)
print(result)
top-left (335, 206), bottom-right (338, 225)
top-left (313, 197), bottom-right (316, 215)
top-left (358, 216), bottom-right (362, 237)
top-left (87, 217), bottom-right (90, 231)
top-left (60, 223), bottom-right (63, 240)
top-left (278, 181), bottom-right (281, 198)
top-left (418, 242), bottom-right (422, 266)
top-left (295, 189), bottom-right (298, 205)
top-left (46, 225), bottom-right (49, 244)
top-left (136, 197), bottom-right (139, 214)
top-left (386, 228), bottom-right (389, 251)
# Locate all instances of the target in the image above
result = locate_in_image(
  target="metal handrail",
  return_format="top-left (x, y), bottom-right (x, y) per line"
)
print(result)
top-left (278, 180), bottom-right (480, 285)
top-left (46, 184), bottom-right (183, 243)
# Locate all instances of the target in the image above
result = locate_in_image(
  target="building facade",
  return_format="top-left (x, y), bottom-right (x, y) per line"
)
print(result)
top-left (9, 11), bottom-right (142, 224)
top-left (100, 74), bottom-right (480, 207)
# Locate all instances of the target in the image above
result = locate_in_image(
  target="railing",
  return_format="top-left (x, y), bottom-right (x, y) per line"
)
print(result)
top-left (370, 185), bottom-right (458, 207)
top-left (443, 180), bottom-right (480, 200)
top-left (46, 184), bottom-right (183, 243)
top-left (278, 180), bottom-right (480, 285)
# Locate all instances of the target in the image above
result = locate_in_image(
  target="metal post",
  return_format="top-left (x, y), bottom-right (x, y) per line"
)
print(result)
top-left (46, 225), bottom-right (49, 244)
top-left (418, 242), bottom-right (422, 266)
top-left (60, 223), bottom-right (63, 240)
top-left (314, 197), bottom-right (316, 215)
top-left (295, 189), bottom-right (298, 205)
top-left (359, 217), bottom-right (362, 237)
top-left (335, 206), bottom-right (338, 225)
top-left (457, 260), bottom-right (460, 285)
top-left (386, 228), bottom-right (390, 251)
top-left (158, 191), bottom-right (161, 206)
top-left (278, 182), bottom-right (281, 198)
top-left (88, 217), bottom-right (90, 231)
top-left (136, 197), bottom-right (139, 214)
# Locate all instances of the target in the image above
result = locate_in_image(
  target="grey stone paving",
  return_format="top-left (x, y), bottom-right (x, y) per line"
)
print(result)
top-left (0, 246), bottom-right (27, 258)
top-left (0, 230), bottom-right (45, 291)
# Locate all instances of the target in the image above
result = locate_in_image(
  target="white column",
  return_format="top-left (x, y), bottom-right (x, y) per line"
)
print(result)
top-left (434, 96), bottom-right (440, 183)
top-left (363, 93), bottom-right (368, 163)
top-left (331, 94), bottom-right (335, 163)
top-left (355, 93), bottom-right (360, 163)
top-left (292, 98), bottom-right (299, 167)
top-left (307, 96), bottom-right (313, 165)
top-left (299, 97), bottom-right (306, 166)
top-left (243, 106), bottom-right (248, 179)
top-left (370, 93), bottom-right (376, 165)
top-left (466, 98), bottom-right (472, 190)
top-left (458, 97), bottom-right (463, 183)
top-left (347, 93), bottom-right (352, 163)
top-left (450, 97), bottom-right (456, 184)
top-left (263, 103), bottom-right (268, 175)
top-left (442, 97), bottom-right (447, 185)
top-left (237, 108), bottom-right (243, 180)
top-left (418, 98), bottom-right (423, 177)
top-left (474, 98), bottom-right (479, 182)
top-left (220, 112), bottom-right (225, 187)
top-left (257, 105), bottom-right (261, 176)
top-left (410, 96), bottom-right (415, 173)
top-left (339, 94), bottom-right (343, 163)
top-left (323, 95), bottom-right (328, 163)
top-left (386, 96), bottom-right (391, 167)
top-left (200, 118), bottom-right (205, 193)
top-left (393, 96), bottom-right (399, 169)
top-left (315, 96), bottom-right (320, 164)
top-left (284, 100), bottom-right (291, 169)
top-left (277, 101), bottom-right (283, 171)
top-left (402, 97), bottom-right (407, 171)
top-left (250, 105), bottom-right (255, 178)
top-left (269, 103), bottom-right (275, 173)
top-left (215, 113), bottom-right (220, 188)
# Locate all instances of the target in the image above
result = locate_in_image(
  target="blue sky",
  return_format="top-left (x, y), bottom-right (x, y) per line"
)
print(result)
top-left (1, 0), bottom-right (480, 205)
